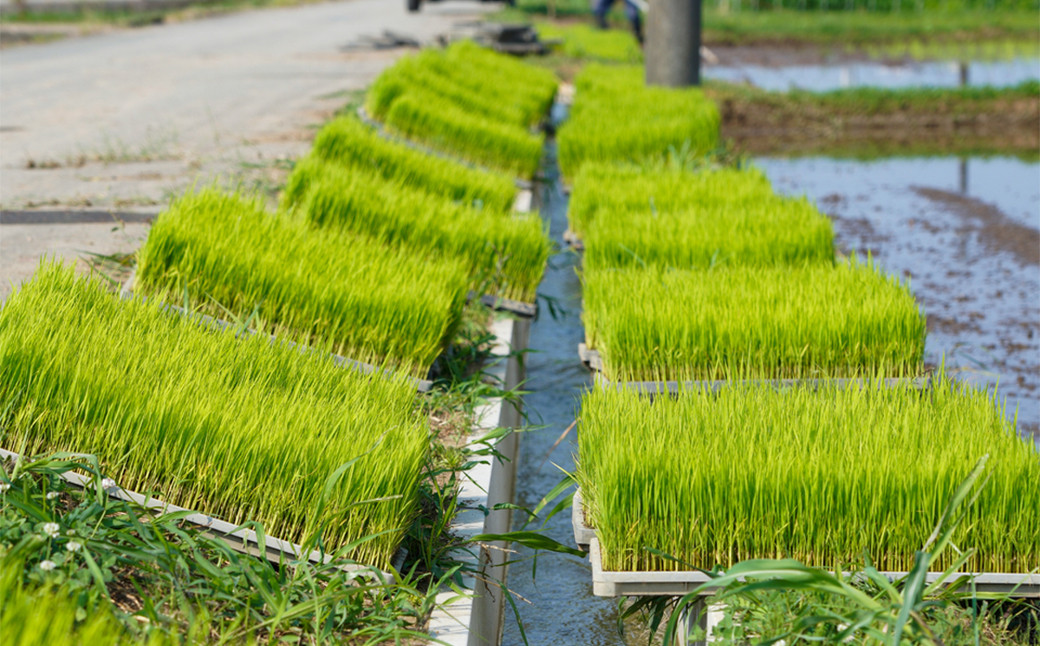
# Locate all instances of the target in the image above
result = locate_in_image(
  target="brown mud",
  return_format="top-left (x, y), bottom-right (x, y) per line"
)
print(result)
top-left (716, 90), bottom-right (1040, 157)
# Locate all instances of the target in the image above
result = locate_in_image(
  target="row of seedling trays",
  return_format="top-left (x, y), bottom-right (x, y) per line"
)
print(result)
top-left (556, 62), bottom-right (1040, 636)
top-left (0, 40), bottom-right (558, 627)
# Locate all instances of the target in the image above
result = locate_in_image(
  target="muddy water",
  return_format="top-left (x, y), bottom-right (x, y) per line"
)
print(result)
top-left (757, 156), bottom-right (1040, 444)
top-left (705, 57), bottom-right (1039, 91)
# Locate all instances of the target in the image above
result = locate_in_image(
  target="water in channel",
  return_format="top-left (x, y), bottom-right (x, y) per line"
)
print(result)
top-left (704, 57), bottom-right (1039, 91)
top-left (501, 109), bottom-right (651, 645)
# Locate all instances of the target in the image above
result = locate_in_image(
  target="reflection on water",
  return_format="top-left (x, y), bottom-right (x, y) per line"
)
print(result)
top-left (757, 156), bottom-right (1040, 443)
top-left (705, 57), bottom-right (1039, 91)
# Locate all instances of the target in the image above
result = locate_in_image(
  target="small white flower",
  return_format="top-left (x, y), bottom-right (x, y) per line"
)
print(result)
top-left (42, 522), bottom-right (60, 538)
top-left (66, 529), bottom-right (76, 536)
top-left (39, 560), bottom-right (56, 571)
top-left (0, 483), bottom-right (9, 493)
top-left (46, 491), bottom-right (60, 500)
top-left (101, 478), bottom-right (117, 489)
top-left (66, 541), bottom-right (82, 552)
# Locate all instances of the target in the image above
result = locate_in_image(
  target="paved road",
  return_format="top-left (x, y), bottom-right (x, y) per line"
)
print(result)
top-left (0, 0), bottom-right (492, 298)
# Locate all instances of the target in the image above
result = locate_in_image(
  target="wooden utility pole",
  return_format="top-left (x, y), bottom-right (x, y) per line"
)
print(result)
top-left (645, 0), bottom-right (703, 87)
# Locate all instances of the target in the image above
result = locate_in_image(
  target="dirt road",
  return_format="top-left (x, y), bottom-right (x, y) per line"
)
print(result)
top-left (0, 0), bottom-right (491, 299)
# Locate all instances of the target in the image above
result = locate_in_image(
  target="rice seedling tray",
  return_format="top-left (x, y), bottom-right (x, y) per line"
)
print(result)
top-left (588, 538), bottom-right (1040, 599)
top-left (120, 271), bottom-right (434, 392)
top-left (473, 291), bottom-right (537, 318)
top-left (0, 447), bottom-right (404, 577)
top-left (571, 487), bottom-right (595, 549)
top-left (427, 315), bottom-right (531, 646)
top-left (578, 345), bottom-right (931, 394)
top-left (356, 106), bottom-right (536, 187)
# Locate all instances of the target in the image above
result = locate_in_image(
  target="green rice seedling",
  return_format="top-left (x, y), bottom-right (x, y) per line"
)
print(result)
top-left (292, 116), bottom-right (517, 214)
top-left (367, 42), bottom-right (557, 129)
top-left (363, 41), bottom-right (557, 177)
top-left (582, 194), bottom-right (834, 271)
top-left (0, 263), bottom-right (428, 567)
top-left (288, 158), bottom-right (549, 303)
top-left (557, 64), bottom-right (720, 179)
top-left (441, 40), bottom-right (558, 121)
top-left (568, 163), bottom-right (776, 236)
top-left (382, 93), bottom-right (545, 178)
top-left (137, 188), bottom-right (469, 377)
top-left (536, 22), bottom-right (643, 63)
top-left (583, 258), bottom-right (926, 381)
top-left (576, 377), bottom-right (1040, 573)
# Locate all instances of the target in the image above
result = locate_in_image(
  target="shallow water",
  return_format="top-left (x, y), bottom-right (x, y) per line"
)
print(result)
top-left (705, 57), bottom-right (1039, 91)
top-left (756, 155), bottom-right (1040, 442)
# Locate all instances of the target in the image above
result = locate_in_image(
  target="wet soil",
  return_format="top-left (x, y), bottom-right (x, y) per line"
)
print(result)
top-left (716, 90), bottom-right (1040, 157)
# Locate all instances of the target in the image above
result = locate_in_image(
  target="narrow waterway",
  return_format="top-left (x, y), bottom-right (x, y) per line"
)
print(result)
top-left (500, 122), bottom-right (655, 644)
top-left (705, 57), bottom-right (1040, 91)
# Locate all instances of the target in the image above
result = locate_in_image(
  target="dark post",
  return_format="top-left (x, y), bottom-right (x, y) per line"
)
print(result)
top-left (646, 0), bottom-right (703, 87)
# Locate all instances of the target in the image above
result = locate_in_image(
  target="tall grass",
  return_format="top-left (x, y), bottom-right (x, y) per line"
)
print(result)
top-left (0, 263), bottom-right (427, 567)
top-left (299, 116), bottom-right (517, 214)
top-left (284, 158), bottom-right (549, 303)
top-left (568, 164), bottom-right (776, 236)
top-left (365, 41), bottom-right (557, 178)
top-left (583, 259), bottom-right (926, 381)
top-left (577, 378), bottom-right (1040, 573)
top-left (137, 188), bottom-right (469, 377)
top-left (582, 193), bottom-right (835, 271)
top-left (557, 64), bottom-right (720, 180)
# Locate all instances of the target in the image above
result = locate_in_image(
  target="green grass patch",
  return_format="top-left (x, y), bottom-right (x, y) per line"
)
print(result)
top-left (583, 259), bottom-right (925, 381)
top-left (536, 22), bottom-right (643, 63)
top-left (282, 157), bottom-right (549, 303)
top-left (557, 64), bottom-right (720, 180)
top-left (365, 41), bottom-right (557, 178)
top-left (0, 263), bottom-right (428, 568)
top-left (582, 191), bottom-right (835, 271)
top-left (137, 188), bottom-right (469, 377)
top-left (568, 163), bottom-right (775, 236)
top-left (303, 116), bottom-right (517, 213)
top-left (577, 377), bottom-right (1040, 573)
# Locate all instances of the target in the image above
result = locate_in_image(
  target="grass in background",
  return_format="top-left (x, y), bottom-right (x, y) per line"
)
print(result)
top-left (0, 263), bottom-right (428, 567)
top-left (365, 41), bottom-right (557, 178)
top-left (568, 164), bottom-right (775, 235)
top-left (557, 64), bottom-right (720, 180)
top-left (582, 193), bottom-right (835, 271)
top-left (492, 1), bottom-right (1038, 46)
top-left (583, 258), bottom-right (926, 381)
top-left (303, 116), bottom-right (517, 214)
top-left (577, 377), bottom-right (1040, 573)
top-left (283, 158), bottom-right (549, 303)
top-left (137, 188), bottom-right (469, 377)
top-left (536, 22), bottom-right (643, 63)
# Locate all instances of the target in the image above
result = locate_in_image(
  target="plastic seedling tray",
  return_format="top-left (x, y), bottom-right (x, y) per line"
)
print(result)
top-left (572, 487), bottom-right (594, 549)
top-left (589, 536), bottom-right (1040, 599)
top-left (0, 447), bottom-right (404, 578)
top-left (121, 271), bottom-right (433, 392)
top-left (578, 344), bottom-right (931, 395)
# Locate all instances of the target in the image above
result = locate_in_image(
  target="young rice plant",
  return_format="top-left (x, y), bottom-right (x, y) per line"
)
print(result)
top-left (285, 158), bottom-right (549, 303)
top-left (577, 379), bottom-right (1040, 573)
top-left (583, 258), bottom-right (926, 381)
top-left (136, 188), bottom-right (469, 377)
top-left (0, 264), bottom-right (429, 567)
